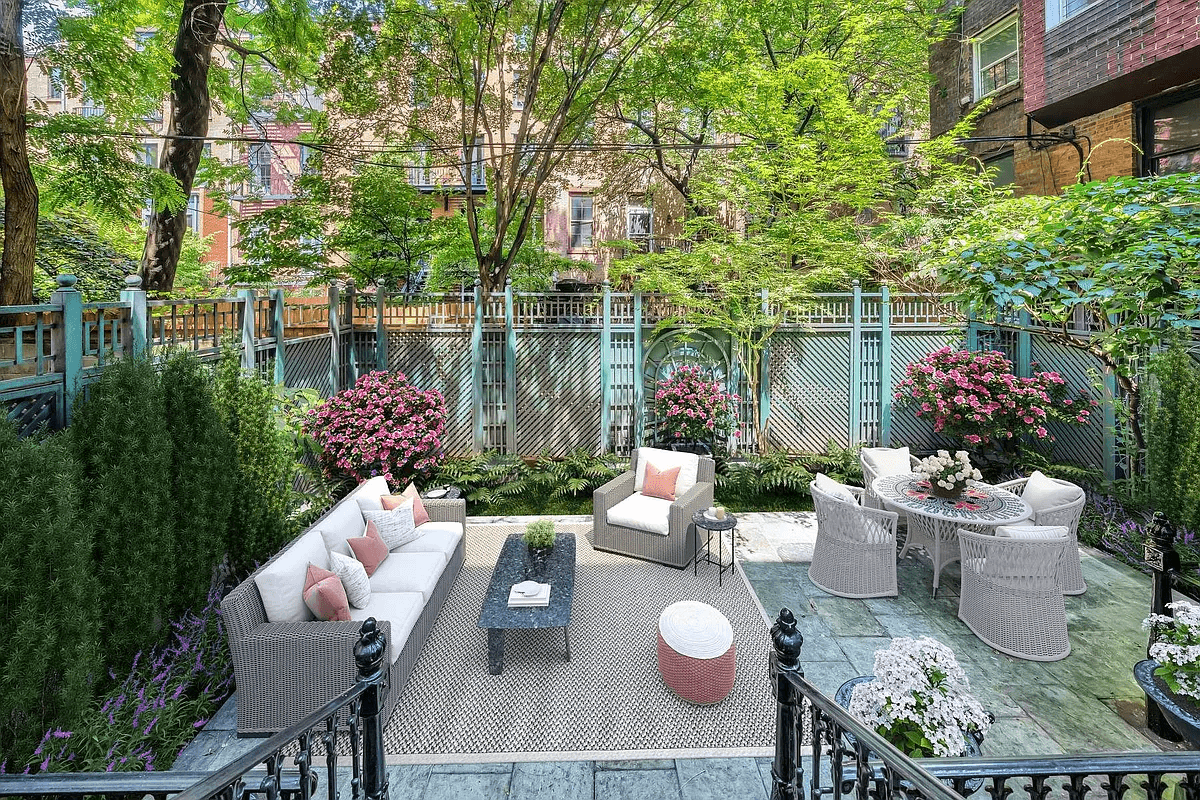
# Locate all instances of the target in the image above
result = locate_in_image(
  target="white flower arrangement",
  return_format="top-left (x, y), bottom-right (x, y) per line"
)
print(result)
top-left (1144, 601), bottom-right (1200, 700)
top-left (914, 450), bottom-right (982, 494)
top-left (847, 636), bottom-right (992, 757)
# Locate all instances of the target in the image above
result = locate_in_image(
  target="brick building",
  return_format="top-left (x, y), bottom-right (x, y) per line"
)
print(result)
top-left (930, 0), bottom-right (1200, 195)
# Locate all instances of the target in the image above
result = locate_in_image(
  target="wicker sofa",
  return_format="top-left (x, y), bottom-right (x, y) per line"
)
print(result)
top-left (221, 476), bottom-right (465, 736)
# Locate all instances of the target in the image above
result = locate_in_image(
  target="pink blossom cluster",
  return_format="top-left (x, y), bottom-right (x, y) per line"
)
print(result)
top-left (653, 365), bottom-right (740, 442)
top-left (895, 347), bottom-right (1092, 445)
top-left (304, 370), bottom-right (447, 484)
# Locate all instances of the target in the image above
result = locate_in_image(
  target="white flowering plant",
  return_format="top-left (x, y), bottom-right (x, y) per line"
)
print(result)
top-left (1144, 601), bottom-right (1200, 700)
top-left (848, 637), bottom-right (992, 757)
top-left (914, 450), bottom-right (982, 495)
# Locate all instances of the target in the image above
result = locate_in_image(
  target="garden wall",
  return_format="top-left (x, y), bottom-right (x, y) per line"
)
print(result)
top-left (1, 276), bottom-right (1116, 476)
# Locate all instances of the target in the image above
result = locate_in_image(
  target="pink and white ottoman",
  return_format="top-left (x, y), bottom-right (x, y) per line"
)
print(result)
top-left (656, 601), bottom-right (736, 705)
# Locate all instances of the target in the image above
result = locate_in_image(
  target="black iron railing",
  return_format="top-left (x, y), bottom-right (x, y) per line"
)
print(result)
top-left (0, 618), bottom-right (391, 800)
top-left (770, 607), bottom-right (1200, 800)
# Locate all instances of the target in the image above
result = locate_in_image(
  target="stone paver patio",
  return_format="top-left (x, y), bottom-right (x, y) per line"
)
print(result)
top-left (177, 512), bottom-right (1189, 799)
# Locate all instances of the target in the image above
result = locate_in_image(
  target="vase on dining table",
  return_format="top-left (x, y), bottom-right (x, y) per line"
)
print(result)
top-left (929, 482), bottom-right (967, 500)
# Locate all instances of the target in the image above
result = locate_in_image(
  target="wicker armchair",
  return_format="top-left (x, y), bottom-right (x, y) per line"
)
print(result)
top-left (593, 448), bottom-right (715, 568)
top-left (957, 529), bottom-right (1070, 661)
top-left (809, 480), bottom-right (900, 598)
top-left (860, 447), bottom-right (920, 510)
top-left (994, 476), bottom-right (1087, 594)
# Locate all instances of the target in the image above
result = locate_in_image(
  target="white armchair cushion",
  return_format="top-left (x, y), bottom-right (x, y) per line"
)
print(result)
top-left (255, 529), bottom-right (330, 624)
top-left (814, 472), bottom-right (858, 505)
top-left (861, 446), bottom-right (912, 477)
top-left (995, 524), bottom-right (1069, 540)
top-left (368, 551), bottom-right (448, 602)
top-left (1021, 471), bottom-right (1082, 512)
top-left (634, 447), bottom-right (700, 496)
top-left (350, 592), bottom-right (422, 664)
top-left (606, 492), bottom-right (673, 535)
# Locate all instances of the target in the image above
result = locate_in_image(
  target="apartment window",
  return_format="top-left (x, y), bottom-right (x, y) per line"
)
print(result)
top-left (134, 31), bottom-right (154, 51)
top-left (1144, 94), bottom-right (1200, 177)
top-left (627, 203), bottom-right (652, 241)
top-left (48, 68), bottom-right (62, 100)
top-left (511, 72), bottom-right (525, 111)
top-left (1046, 0), bottom-right (1099, 29)
top-left (463, 136), bottom-right (486, 187)
top-left (570, 195), bottom-right (593, 249)
top-left (973, 17), bottom-right (1019, 100)
top-left (139, 142), bottom-right (158, 167)
top-left (408, 144), bottom-right (432, 186)
top-left (79, 102), bottom-right (106, 118)
top-left (248, 143), bottom-right (272, 192)
top-left (878, 110), bottom-right (909, 158)
top-left (186, 193), bottom-right (201, 233)
top-left (984, 152), bottom-right (1015, 187)
top-left (299, 145), bottom-right (313, 174)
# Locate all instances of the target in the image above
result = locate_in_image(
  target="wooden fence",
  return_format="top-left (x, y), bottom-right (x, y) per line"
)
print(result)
top-left (1, 275), bottom-right (1118, 478)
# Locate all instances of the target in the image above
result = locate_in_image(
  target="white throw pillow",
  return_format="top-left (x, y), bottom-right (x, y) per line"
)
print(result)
top-left (362, 504), bottom-right (419, 550)
top-left (1021, 471), bottom-right (1082, 513)
top-left (995, 524), bottom-right (1069, 540)
top-left (356, 495), bottom-right (384, 514)
top-left (329, 551), bottom-right (372, 608)
top-left (634, 447), bottom-right (701, 496)
top-left (813, 472), bottom-right (858, 505)
top-left (255, 529), bottom-right (330, 624)
top-left (861, 446), bottom-right (912, 477)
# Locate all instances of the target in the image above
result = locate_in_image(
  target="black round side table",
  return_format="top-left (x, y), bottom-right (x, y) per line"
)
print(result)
top-left (691, 510), bottom-right (737, 586)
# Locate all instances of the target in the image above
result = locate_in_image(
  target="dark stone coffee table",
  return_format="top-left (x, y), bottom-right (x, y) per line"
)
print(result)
top-left (477, 532), bottom-right (576, 675)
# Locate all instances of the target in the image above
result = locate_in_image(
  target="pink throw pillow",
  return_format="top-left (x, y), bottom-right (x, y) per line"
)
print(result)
top-left (395, 483), bottom-right (431, 527)
top-left (347, 522), bottom-right (390, 576)
top-left (642, 462), bottom-right (682, 501)
top-left (303, 563), bottom-right (350, 621)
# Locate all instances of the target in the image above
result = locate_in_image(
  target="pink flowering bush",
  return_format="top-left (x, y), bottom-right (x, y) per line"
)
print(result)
top-left (654, 365), bottom-right (740, 446)
top-left (895, 347), bottom-right (1092, 446)
top-left (305, 371), bottom-right (446, 484)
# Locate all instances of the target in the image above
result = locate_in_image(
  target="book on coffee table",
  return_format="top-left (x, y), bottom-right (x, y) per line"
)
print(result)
top-left (508, 581), bottom-right (551, 607)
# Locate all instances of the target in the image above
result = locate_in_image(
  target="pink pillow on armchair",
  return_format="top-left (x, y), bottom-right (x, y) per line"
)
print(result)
top-left (302, 563), bottom-right (351, 621)
top-left (642, 462), bottom-right (682, 501)
top-left (386, 484), bottom-right (431, 527)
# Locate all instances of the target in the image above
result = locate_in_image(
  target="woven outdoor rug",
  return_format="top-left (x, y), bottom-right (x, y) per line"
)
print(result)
top-left (381, 522), bottom-right (775, 762)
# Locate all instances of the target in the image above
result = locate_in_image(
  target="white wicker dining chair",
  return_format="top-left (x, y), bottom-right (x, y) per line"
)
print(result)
top-left (860, 447), bottom-right (921, 510)
top-left (809, 479), bottom-right (901, 599)
top-left (994, 474), bottom-right (1087, 595)
top-left (957, 529), bottom-right (1071, 661)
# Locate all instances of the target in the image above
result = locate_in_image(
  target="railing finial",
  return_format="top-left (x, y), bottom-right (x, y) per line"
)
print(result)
top-left (124, 274), bottom-right (143, 290)
top-left (56, 273), bottom-right (79, 290)
top-left (771, 607), bottom-right (803, 671)
top-left (354, 617), bottom-right (387, 678)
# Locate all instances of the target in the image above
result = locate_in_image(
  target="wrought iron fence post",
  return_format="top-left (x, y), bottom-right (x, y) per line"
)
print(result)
top-left (355, 618), bottom-right (391, 800)
top-left (120, 274), bottom-right (148, 358)
top-left (1145, 512), bottom-right (1183, 740)
top-left (50, 274), bottom-right (83, 425)
top-left (770, 608), bottom-right (805, 800)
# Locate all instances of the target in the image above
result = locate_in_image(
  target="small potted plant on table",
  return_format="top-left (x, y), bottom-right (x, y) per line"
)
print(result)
top-left (524, 520), bottom-right (556, 577)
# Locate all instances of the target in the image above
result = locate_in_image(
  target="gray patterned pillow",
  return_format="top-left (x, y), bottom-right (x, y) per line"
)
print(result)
top-left (329, 551), bottom-right (371, 608)
top-left (362, 503), bottom-right (418, 550)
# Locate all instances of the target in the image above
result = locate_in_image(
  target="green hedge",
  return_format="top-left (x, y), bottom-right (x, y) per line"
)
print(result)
top-left (1146, 345), bottom-right (1200, 535)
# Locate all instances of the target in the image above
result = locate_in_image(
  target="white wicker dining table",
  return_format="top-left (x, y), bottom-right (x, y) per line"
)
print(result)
top-left (870, 473), bottom-right (1032, 597)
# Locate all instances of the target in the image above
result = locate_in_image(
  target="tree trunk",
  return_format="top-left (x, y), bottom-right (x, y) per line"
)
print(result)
top-left (0, 0), bottom-right (38, 306)
top-left (140, 0), bottom-right (228, 291)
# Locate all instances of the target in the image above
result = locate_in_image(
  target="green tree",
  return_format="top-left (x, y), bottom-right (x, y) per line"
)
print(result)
top-left (323, 0), bottom-right (693, 292)
top-left (929, 172), bottom-right (1200, 458)
top-left (70, 356), bottom-right (175, 668)
top-left (0, 422), bottom-right (100, 760)
top-left (1144, 345), bottom-right (1200, 532)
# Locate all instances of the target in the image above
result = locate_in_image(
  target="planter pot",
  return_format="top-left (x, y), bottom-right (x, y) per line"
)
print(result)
top-left (929, 483), bottom-right (968, 500)
top-left (835, 676), bottom-right (985, 794)
top-left (527, 544), bottom-right (553, 578)
top-left (1134, 659), bottom-right (1200, 746)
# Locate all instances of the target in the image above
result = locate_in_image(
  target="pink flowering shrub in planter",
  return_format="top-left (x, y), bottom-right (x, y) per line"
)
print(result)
top-left (653, 365), bottom-right (740, 452)
top-left (305, 371), bottom-right (446, 485)
top-left (895, 347), bottom-right (1092, 472)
